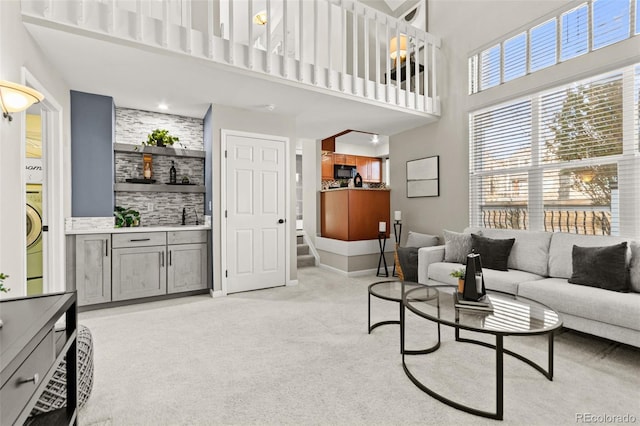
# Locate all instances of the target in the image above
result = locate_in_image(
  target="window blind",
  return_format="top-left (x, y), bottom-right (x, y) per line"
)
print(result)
top-left (469, 64), bottom-right (640, 237)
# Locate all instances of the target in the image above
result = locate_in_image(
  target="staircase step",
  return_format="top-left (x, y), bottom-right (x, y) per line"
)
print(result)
top-left (296, 235), bottom-right (304, 245)
top-left (297, 244), bottom-right (309, 256)
top-left (297, 254), bottom-right (316, 268)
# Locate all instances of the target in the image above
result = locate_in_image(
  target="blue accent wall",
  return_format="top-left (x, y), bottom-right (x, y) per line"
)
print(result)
top-left (71, 91), bottom-right (114, 216)
top-left (204, 104), bottom-right (213, 215)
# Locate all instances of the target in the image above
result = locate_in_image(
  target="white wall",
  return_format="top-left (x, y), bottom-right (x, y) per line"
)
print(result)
top-left (388, 0), bottom-right (628, 243)
top-left (0, 1), bottom-right (71, 297)
top-left (300, 138), bottom-right (319, 243)
top-left (210, 105), bottom-right (297, 291)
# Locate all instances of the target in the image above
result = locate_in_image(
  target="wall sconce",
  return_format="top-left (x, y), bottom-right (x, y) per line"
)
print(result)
top-left (389, 35), bottom-right (408, 61)
top-left (0, 80), bottom-right (44, 121)
top-left (253, 10), bottom-right (267, 25)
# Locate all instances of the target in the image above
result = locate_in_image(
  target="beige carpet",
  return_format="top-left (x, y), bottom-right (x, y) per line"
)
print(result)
top-left (78, 267), bottom-right (640, 425)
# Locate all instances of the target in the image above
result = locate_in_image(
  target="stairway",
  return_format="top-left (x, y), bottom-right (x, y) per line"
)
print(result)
top-left (297, 234), bottom-right (315, 268)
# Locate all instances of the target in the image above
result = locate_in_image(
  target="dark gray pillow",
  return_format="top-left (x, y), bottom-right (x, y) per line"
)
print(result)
top-left (397, 247), bottom-right (419, 283)
top-left (471, 234), bottom-right (515, 271)
top-left (569, 243), bottom-right (629, 292)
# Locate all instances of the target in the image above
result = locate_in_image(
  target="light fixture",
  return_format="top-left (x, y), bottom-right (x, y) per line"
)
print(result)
top-left (389, 35), bottom-right (408, 61)
top-left (0, 80), bottom-right (44, 121)
top-left (253, 10), bottom-right (267, 25)
top-left (158, 103), bottom-right (168, 110)
top-left (371, 134), bottom-right (380, 144)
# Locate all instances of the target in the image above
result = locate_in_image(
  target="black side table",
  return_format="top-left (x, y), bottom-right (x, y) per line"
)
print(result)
top-left (376, 232), bottom-right (388, 277)
top-left (392, 221), bottom-right (402, 277)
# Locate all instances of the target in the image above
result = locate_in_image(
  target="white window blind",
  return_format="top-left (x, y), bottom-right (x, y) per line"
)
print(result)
top-left (504, 33), bottom-right (527, 82)
top-left (470, 64), bottom-right (640, 237)
top-left (592, 0), bottom-right (630, 49)
top-left (561, 3), bottom-right (589, 61)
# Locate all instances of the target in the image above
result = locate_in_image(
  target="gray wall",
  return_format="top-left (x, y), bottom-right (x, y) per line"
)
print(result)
top-left (390, 0), bottom-right (577, 244)
top-left (70, 90), bottom-right (114, 217)
top-left (204, 105), bottom-right (213, 216)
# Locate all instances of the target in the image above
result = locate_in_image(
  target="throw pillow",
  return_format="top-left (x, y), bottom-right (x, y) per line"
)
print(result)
top-left (396, 247), bottom-right (419, 282)
top-left (443, 229), bottom-right (473, 264)
top-left (569, 243), bottom-right (630, 292)
top-left (630, 241), bottom-right (640, 293)
top-left (405, 231), bottom-right (439, 248)
top-left (471, 234), bottom-right (515, 271)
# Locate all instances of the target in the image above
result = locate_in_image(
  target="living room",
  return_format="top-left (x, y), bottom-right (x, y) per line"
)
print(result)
top-left (1, 0), bottom-right (639, 424)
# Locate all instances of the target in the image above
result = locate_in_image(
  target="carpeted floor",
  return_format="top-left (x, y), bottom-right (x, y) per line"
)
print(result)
top-left (78, 267), bottom-right (640, 425)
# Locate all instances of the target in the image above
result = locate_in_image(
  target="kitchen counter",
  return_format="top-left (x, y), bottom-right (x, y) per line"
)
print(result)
top-left (320, 187), bottom-right (389, 192)
top-left (320, 188), bottom-right (390, 241)
top-left (65, 224), bottom-right (211, 235)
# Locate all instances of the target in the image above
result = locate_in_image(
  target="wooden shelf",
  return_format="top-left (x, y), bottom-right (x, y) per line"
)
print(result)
top-left (113, 143), bottom-right (205, 158)
top-left (114, 183), bottom-right (206, 193)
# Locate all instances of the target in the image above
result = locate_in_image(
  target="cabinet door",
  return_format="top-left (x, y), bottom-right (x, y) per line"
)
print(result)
top-left (321, 153), bottom-right (334, 180)
top-left (345, 155), bottom-right (357, 166)
top-left (75, 234), bottom-right (111, 306)
top-left (112, 246), bottom-right (167, 301)
top-left (369, 158), bottom-right (382, 183)
top-left (333, 154), bottom-right (346, 165)
top-left (167, 243), bottom-right (207, 293)
top-left (355, 156), bottom-right (369, 180)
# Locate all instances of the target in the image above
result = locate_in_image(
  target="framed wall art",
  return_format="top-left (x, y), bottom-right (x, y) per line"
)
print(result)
top-left (406, 155), bottom-right (439, 197)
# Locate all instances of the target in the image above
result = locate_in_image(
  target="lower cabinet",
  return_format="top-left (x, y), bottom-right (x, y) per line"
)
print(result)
top-left (112, 245), bottom-right (167, 301)
top-left (167, 243), bottom-right (207, 293)
top-left (75, 234), bottom-right (111, 305)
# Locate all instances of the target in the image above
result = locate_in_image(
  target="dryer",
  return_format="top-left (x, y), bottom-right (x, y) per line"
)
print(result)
top-left (26, 184), bottom-right (43, 295)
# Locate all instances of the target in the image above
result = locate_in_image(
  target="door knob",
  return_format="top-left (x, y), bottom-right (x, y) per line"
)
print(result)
top-left (278, 219), bottom-right (285, 224)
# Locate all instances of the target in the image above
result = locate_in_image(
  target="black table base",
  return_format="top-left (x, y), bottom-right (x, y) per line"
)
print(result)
top-left (376, 232), bottom-right (388, 277)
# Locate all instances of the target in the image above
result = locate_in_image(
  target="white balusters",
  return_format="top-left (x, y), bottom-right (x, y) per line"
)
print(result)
top-left (228, 0), bottom-right (234, 64)
top-left (266, 0), bottom-right (271, 73)
top-left (283, 0), bottom-right (288, 78)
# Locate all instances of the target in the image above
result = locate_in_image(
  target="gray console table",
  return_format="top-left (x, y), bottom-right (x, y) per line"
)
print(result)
top-left (0, 292), bottom-right (78, 425)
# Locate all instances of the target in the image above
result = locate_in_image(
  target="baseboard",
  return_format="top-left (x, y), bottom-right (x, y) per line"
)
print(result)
top-left (319, 264), bottom-right (384, 278)
top-left (210, 289), bottom-right (225, 298)
top-left (287, 279), bottom-right (299, 286)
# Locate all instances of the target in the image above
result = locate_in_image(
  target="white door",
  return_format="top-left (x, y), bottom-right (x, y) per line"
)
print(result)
top-left (224, 131), bottom-right (287, 294)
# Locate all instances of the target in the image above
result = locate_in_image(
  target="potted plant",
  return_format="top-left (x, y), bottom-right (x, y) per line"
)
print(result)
top-left (144, 129), bottom-right (179, 147)
top-left (450, 267), bottom-right (465, 293)
top-left (114, 206), bottom-right (141, 227)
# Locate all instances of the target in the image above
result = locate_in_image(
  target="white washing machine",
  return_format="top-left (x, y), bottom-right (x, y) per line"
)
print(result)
top-left (26, 184), bottom-right (43, 295)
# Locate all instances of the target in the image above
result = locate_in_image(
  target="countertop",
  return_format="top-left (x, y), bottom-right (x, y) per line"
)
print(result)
top-left (320, 187), bottom-right (390, 192)
top-left (65, 224), bottom-right (211, 235)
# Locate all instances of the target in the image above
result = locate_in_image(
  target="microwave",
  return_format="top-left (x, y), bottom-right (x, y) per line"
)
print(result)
top-left (334, 165), bottom-right (357, 179)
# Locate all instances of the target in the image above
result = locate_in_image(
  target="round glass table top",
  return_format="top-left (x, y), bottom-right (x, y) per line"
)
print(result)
top-left (404, 286), bottom-right (562, 335)
top-left (369, 280), bottom-right (430, 302)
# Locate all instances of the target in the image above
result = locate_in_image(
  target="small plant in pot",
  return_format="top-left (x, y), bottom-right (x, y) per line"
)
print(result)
top-left (450, 267), bottom-right (465, 293)
top-left (114, 206), bottom-right (141, 228)
top-left (144, 129), bottom-right (179, 147)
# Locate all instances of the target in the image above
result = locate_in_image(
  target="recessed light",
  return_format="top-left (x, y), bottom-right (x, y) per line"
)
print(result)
top-left (371, 134), bottom-right (380, 144)
top-left (265, 104), bottom-right (276, 111)
top-left (253, 11), bottom-right (267, 25)
top-left (158, 103), bottom-right (168, 110)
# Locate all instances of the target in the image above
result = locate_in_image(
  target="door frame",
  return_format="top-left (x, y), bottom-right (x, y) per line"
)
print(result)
top-left (23, 68), bottom-right (65, 294)
top-left (220, 129), bottom-right (291, 296)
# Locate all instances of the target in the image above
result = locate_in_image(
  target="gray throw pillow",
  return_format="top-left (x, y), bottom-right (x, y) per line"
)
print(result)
top-left (397, 247), bottom-right (419, 283)
top-left (630, 242), bottom-right (640, 293)
top-left (443, 229), bottom-right (473, 264)
top-left (471, 233), bottom-right (515, 271)
top-left (569, 243), bottom-right (629, 292)
top-left (405, 231), bottom-right (438, 248)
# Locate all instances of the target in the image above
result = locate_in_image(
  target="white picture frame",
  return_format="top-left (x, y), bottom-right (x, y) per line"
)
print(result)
top-left (407, 155), bottom-right (439, 197)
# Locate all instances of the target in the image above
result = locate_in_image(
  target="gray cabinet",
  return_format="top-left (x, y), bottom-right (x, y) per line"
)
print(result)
top-left (167, 230), bottom-right (208, 293)
top-left (75, 234), bottom-right (111, 305)
top-left (111, 232), bottom-right (168, 301)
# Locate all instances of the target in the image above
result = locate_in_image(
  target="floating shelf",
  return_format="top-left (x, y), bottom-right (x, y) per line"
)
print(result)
top-left (114, 183), bottom-right (206, 193)
top-left (113, 143), bottom-right (205, 159)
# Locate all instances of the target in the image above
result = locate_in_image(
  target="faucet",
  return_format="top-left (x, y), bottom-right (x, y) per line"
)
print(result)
top-left (193, 207), bottom-right (199, 225)
top-left (181, 207), bottom-right (186, 225)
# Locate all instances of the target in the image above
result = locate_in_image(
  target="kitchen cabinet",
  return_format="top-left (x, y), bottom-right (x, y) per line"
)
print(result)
top-left (355, 156), bottom-right (382, 183)
top-left (167, 230), bottom-right (208, 293)
top-left (111, 232), bottom-right (167, 301)
top-left (333, 154), bottom-right (356, 166)
top-left (321, 153), bottom-right (334, 180)
top-left (356, 156), bottom-right (369, 181)
top-left (321, 189), bottom-right (390, 241)
top-left (75, 234), bottom-right (111, 305)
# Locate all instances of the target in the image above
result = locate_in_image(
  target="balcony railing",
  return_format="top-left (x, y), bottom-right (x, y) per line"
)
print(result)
top-left (481, 206), bottom-right (612, 236)
top-left (21, 0), bottom-right (441, 116)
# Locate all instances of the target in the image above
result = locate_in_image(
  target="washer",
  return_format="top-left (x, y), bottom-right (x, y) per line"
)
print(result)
top-left (26, 185), bottom-right (43, 295)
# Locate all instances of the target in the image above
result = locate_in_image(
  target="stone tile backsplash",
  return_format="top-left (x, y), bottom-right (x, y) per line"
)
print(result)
top-left (115, 107), bottom-right (204, 150)
top-left (115, 192), bottom-right (205, 226)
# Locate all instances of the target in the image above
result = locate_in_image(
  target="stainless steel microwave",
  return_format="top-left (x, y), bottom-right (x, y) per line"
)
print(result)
top-left (334, 165), bottom-right (357, 179)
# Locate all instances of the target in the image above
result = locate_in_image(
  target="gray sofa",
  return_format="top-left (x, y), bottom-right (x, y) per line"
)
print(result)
top-left (418, 227), bottom-right (640, 348)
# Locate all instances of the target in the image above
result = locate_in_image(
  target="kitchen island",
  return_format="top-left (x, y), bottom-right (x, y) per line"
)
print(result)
top-left (320, 188), bottom-right (390, 241)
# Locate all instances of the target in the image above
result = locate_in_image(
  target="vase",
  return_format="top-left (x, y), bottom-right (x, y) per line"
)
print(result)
top-left (458, 278), bottom-right (464, 293)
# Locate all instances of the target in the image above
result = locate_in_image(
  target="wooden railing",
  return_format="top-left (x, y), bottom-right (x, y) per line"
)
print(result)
top-left (481, 206), bottom-right (612, 235)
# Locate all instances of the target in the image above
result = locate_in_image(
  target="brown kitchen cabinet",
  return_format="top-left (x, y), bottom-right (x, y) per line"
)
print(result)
top-left (334, 154), bottom-right (356, 166)
top-left (321, 153), bottom-right (334, 180)
top-left (320, 189), bottom-right (390, 241)
top-left (355, 156), bottom-right (382, 183)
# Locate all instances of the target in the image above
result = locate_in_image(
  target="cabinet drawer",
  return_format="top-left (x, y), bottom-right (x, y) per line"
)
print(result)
top-left (168, 230), bottom-right (208, 245)
top-left (1, 330), bottom-right (54, 425)
top-left (112, 232), bottom-right (166, 248)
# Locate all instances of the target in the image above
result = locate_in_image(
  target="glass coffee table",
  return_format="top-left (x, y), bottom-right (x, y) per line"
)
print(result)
top-left (402, 285), bottom-right (562, 420)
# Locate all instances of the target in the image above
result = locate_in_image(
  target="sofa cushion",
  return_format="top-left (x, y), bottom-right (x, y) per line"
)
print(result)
top-left (428, 262), bottom-right (543, 295)
top-left (548, 233), bottom-right (631, 279)
top-left (466, 227), bottom-right (552, 276)
top-left (518, 278), bottom-right (640, 332)
top-left (630, 242), bottom-right (640, 293)
top-left (569, 243), bottom-right (629, 292)
top-left (406, 231), bottom-right (439, 248)
top-left (471, 234), bottom-right (515, 271)
top-left (443, 229), bottom-right (473, 263)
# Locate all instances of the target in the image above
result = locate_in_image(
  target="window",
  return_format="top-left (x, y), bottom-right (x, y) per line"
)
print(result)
top-left (561, 4), bottom-right (588, 61)
top-left (469, 0), bottom-right (638, 94)
top-left (530, 19), bottom-right (557, 72)
top-left (470, 64), bottom-right (640, 237)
